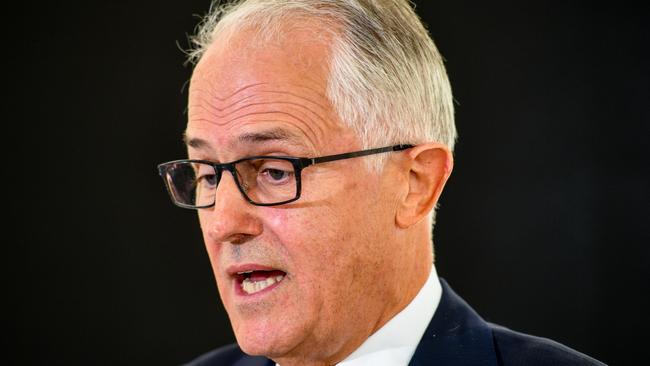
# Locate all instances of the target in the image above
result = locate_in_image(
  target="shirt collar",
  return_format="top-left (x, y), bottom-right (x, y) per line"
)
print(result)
top-left (337, 266), bottom-right (441, 366)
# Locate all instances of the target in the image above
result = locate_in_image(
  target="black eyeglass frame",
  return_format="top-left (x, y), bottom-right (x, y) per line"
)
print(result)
top-left (157, 144), bottom-right (414, 209)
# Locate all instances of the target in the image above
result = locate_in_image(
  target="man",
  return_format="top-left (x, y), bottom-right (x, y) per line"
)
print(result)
top-left (158, 1), bottom-right (605, 365)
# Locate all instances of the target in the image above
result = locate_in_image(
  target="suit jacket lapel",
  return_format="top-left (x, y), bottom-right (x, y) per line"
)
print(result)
top-left (233, 356), bottom-right (274, 366)
top-left (409, 279), bottom-right (498, 366)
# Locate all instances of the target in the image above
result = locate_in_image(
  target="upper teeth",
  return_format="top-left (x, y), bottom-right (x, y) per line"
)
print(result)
top-left (241, 275), bottom-right (284, 294)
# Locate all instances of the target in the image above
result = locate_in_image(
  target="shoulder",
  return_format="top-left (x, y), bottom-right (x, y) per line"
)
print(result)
top-left (488, 323), bottom-right (607, 366)
top-left (182, 343), bottom-right (272, 366)
top-left (414, 278), bottom-right (606, 366)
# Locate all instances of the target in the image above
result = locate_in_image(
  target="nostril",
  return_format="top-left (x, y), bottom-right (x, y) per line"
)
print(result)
top-left (230, 233), bottom-right (254, 245)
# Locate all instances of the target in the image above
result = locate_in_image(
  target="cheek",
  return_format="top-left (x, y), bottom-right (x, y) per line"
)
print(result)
top-left (265, 205), bottom-right (353, 273)
top-left (265, 208), bottom-right (290, 232)
top-left (197, 212), bottom-right (217, 257)
top-left (196, 211), bottom-right (230, 290)
top-left (197, 211), bottom-right (209, 235)
top-left (264, 203), bottom-right (364, 294)
top-left (265, 205), bottom-right (350, 254)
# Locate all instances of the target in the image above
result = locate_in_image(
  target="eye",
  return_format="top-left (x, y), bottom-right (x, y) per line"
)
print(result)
top-left (255, 159), bottom-right (295, 185)
top-left (195, 165), bottom-right (218, 188)
top-left (261, 168), bottom-right (292, 182)
top-left (198, 173), bottom-right (218, 187)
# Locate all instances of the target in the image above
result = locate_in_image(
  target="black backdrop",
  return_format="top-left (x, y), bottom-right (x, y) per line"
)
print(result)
top-left (6, 1), bottom-right (648, 365)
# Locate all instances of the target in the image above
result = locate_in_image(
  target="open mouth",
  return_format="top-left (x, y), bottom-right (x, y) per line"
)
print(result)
top-left (235, 269), bottom-right (286, 295)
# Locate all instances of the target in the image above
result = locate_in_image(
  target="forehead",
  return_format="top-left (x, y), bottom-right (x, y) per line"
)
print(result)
top-left (186, 29), bottom-right (352, 156)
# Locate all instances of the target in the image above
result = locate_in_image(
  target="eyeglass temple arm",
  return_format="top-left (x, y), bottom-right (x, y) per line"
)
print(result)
top-left (301, 144), bottom-right (414, 167)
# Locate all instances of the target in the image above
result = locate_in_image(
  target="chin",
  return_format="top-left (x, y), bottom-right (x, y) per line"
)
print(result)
top-left (238, 339), bottom-right (276, 357)
top-left (232, 318), bottom-right (299, 358)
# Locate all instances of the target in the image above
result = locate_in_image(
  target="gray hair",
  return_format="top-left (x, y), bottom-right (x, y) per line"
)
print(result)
top-left (187, 0), bottom-right (456, 229)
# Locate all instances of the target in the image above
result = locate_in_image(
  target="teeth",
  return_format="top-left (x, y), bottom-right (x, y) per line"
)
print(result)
top-left (241, 275), bottom-right (284, 294)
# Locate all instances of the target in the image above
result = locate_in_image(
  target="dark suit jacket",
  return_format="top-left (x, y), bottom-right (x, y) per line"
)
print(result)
top-left (185, 279), bottom-right (605, 366)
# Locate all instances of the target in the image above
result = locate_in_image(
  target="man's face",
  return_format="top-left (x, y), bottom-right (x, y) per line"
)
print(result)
top-left (185, 31), bottom-right (408, 363)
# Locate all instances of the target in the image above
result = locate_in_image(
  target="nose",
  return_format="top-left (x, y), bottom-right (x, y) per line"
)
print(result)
top-left (200, 169), bottom-right (263, 244)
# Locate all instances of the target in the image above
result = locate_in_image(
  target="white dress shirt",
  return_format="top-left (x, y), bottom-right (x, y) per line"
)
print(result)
top-left (276, 266), bottom-right (442, 366)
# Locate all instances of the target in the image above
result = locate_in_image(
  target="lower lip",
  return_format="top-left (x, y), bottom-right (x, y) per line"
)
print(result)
top-left (233, 276), bottom-right (285, 297)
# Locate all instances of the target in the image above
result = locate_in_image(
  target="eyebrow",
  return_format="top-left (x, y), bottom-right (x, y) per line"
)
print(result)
top-left (183, 128), bottom-right (305, 150)
top-left (183, 133), bottom-right (211, 150)
top-left (238, 128), bottom-right (301, 144)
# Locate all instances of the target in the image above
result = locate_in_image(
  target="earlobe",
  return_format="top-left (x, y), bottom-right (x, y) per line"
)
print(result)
top-left (395, 143), bottom-right (453, 229)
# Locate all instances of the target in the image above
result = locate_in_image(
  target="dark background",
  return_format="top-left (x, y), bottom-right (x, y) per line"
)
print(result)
top-left (6, 1), bottom-right (648, 365)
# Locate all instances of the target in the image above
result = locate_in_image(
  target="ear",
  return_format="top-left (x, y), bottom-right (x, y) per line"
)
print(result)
top-left (395, 143), bottom-right (454, 229)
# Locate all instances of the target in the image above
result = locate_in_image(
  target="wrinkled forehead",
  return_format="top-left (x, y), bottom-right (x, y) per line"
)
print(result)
top-left (185, 30), bottom-right (357, 158)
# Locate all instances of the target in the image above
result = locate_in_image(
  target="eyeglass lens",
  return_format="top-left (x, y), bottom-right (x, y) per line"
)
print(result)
top-left (163, 158), bottom-right (298, 207)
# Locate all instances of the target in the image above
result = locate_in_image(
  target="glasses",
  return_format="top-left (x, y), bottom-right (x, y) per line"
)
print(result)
top-left (157, 144), bottom-right (413, 209)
